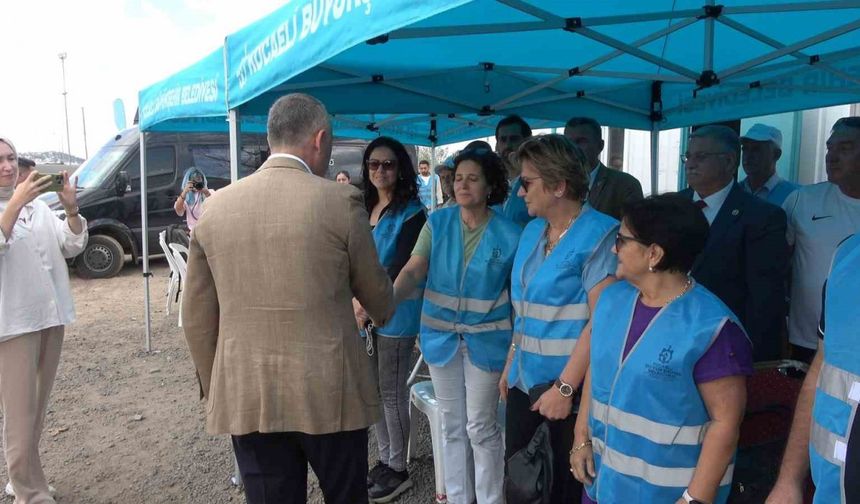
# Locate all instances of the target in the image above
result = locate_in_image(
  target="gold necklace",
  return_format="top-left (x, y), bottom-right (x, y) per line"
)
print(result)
top-left (664, 277), bottom-right (693, 306)
top-left (544, 211), bottom-right (579, 256)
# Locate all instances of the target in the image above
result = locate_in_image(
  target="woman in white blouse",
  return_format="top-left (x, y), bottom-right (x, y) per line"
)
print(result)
top-left (0, 137), bottom-right (88, 503)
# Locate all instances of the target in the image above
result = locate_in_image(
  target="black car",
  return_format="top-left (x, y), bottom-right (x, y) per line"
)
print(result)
top-left (40, 127), bottom-right (390, 278)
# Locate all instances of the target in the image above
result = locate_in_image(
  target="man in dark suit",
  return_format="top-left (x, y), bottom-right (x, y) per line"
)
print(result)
top-left (680, 125), bottom-right (789, 362)
top-left (564, 117), bottom-right (643, 219)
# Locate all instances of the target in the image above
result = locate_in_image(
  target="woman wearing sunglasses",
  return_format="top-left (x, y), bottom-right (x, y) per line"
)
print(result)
top-left (352, 136), bottom-right (426, 502)
top-left (571, 194), bottom-right (752, 504)
top-left (501, 134), bottom-right (618, 503)
top-left (392, 147), bottom-right (520, 504)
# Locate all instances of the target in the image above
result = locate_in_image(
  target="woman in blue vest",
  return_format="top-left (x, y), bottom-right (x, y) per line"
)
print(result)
top-left (571, 195), bottom-right (754, 504)
top-left (500, 134), bottom-right (619, 503)
top-left (392, 147), bottom-right (520, 504)
top-left (352, 137), bottom-right (426, 503)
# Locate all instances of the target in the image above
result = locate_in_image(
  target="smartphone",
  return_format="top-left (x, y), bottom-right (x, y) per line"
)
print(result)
top-left (39, 174), bottom-right (65, 193)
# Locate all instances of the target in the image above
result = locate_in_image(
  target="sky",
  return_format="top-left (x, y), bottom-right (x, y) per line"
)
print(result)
top-left (0, 0), bottom-right (287, 157)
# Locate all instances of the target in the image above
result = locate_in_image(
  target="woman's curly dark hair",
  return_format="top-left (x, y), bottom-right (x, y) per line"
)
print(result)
top-left (453, 147), bottom-right (509, 206)
top-left (361, 137), bottom-right (419, 212)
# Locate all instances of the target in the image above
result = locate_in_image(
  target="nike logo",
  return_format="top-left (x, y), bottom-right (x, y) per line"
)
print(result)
top-left (812, 215), bottom-right (833, 221)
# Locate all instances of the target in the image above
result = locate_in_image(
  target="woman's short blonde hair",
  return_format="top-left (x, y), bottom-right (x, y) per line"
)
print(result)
top-left (516, 134), bottom-right (589, 202)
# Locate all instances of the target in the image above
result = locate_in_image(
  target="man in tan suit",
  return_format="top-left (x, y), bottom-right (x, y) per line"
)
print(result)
top-left (182, 93), bottom-right (394, 504)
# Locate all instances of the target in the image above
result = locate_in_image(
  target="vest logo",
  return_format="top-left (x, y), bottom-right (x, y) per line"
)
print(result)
top-left (646, 345), bottom-right (681, 381)
top-left (487, 246), bottom-right (506, 266)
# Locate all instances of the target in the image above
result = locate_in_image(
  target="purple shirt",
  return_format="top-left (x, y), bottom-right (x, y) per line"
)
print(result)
top-left (624, 298), bottom-right (753, 383)
top-left (582, 299), bottom-right (753, 504)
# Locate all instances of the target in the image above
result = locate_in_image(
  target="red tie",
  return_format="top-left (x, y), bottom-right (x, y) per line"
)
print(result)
top-left (694, 200), bottom-right (708, 209)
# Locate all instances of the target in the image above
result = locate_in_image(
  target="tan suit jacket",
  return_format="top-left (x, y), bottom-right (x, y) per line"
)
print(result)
top-left (182, 156), bottom-right (394, 436)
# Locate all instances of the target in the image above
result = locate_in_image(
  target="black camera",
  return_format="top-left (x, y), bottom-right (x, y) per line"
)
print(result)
top-left (193, 181), bottom-right (204, 190)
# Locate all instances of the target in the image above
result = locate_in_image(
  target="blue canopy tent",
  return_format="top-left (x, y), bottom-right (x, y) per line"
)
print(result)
top-left (137, 0), bottom-right (860, 348)
top-left (223, 0), bottom-right (860, 184)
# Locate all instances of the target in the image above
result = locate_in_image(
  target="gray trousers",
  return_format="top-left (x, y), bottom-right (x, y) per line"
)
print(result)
top-left (370, 334), bottom-right (416, 472)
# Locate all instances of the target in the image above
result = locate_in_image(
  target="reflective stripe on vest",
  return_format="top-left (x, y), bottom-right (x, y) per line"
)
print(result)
top-left (592, 437), bottom-right (734, 489)
top-left (424, 288), bottom-right (509, 314)
top-left (512, 300), bottom-right (589, 322)
top-left (811, 421), bottom-right (849, 465)
top-left (591, 399), bottom-right (709, 446)
top-left (420, 312), bottom-right (512, 334)
top-left (817, 362), bottom-right (860, 405)
top-left (519, 334), bottom-right (578, 357)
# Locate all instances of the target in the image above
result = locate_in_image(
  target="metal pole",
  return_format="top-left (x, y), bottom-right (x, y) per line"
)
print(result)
top-left (81, 107), bottom-right (89, 159)
top-left (229, 109), bottom-right (240, 183)
top-left (58, 53), bottom-right (72, 164)
top-left (430, 142), bottom-right (438, 211)
top-left (650, 125), bottom-right (660, 196)
top-left (140, 132), bottom-right (152, 352)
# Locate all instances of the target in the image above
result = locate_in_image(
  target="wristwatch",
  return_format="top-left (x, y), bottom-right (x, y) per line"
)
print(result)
top-left (554, 378), bottom-right (574, 397)
top-left (682, 489), bottom-right (707, 504)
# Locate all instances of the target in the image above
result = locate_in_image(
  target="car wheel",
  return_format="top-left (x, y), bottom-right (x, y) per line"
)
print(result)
top-left (75, 234), bottom-right (126, 278)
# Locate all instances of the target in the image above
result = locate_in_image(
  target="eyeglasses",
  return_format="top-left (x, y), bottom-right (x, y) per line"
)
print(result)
top-left (367, 159), bottom-right (398, 171)
top-left (615, 232), bottom-right (650, 250)
top-left (520, 176), bottom-right (542, 193)
top-left (681, 152), bottom-right (727, 164)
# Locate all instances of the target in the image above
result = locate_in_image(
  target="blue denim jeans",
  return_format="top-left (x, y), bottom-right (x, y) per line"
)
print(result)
top-left (371, 334), bottom-right (416, 472)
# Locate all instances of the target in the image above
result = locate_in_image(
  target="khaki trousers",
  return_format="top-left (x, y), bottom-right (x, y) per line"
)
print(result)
top-left (0, 326), bottom-right (64, 504)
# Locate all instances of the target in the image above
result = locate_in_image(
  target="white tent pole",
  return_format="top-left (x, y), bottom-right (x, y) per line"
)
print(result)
top-left (650, 125), bottom-right (660, 196)
top-left (229, 109), bottom-right (240, 183)
top-left (139, 131), bottom-right (152, 352)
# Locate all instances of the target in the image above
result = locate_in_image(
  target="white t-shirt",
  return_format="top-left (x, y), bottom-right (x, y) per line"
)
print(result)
top-left (783, 182), bottom-right (860, 349)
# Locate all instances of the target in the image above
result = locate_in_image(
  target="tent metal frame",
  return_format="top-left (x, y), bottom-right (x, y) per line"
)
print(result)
top-left (138, 0), bottom-right (860, 348)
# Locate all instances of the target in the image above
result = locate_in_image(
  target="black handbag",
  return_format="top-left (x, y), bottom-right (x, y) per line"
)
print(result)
top-left (505, 421), bottom-right (554, 504)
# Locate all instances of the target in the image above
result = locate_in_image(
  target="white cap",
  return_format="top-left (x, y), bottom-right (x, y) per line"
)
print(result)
top-left (741, 123), bottom-right (782, 149)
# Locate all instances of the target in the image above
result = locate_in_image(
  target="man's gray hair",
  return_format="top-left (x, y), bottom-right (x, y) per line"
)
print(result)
top-left (267, 93), bottom-right (330, 148)
top-left (689, 125), bottom-right (740, 168)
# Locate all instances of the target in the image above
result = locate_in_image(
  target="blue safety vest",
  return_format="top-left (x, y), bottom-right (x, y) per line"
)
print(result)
top-left (372, 199), bottom-right (426, 337)
top-left (420, 206), bottom-right (522, 372)
top-left (508, 208), bottom-right (617, 391)
top-left (740, 177), bottom-right (799, 206)
top-left (417, 174), bottom-right (437, 209)
top-left (810, 233), bottom-right (860, 504)
top-left (499, 177), bottom-right (534, 228)
top-left (587, 281), bottom-right (745, 504)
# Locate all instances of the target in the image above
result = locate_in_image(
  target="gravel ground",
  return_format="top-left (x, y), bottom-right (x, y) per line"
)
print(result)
top-left (0, 260), bottom-right (443, 503)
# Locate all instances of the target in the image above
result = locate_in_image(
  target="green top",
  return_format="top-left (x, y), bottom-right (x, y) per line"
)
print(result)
top-left (411, 215), bottom-right (490, 265)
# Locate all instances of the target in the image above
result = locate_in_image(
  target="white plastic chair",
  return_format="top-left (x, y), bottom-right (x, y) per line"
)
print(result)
top-left (406, 352), bottom-right (507, 504)
top-left (158, 231), bottom-right (182, 315)
top-left (168, 243), bottom-right (187, 327)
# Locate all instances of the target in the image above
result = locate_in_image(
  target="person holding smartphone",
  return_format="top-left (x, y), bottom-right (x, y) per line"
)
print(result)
top-left (0, 136), bottom-right (88, 503)
top-left (501, 134), bottom-right (618, 503)
top-left (174, 166), bottom-right (212, 232)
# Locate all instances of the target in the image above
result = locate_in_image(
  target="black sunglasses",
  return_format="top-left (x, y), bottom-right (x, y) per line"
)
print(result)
top-left (367, 159), bottom-right (398, 171)
top-left (520, 176), bottom-right (542, 192)
top-left (615, 232), bottom-right (650, 250)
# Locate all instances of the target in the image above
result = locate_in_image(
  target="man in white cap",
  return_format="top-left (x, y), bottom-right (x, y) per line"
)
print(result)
top-left (740, 123), bottom-right (799, 206)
